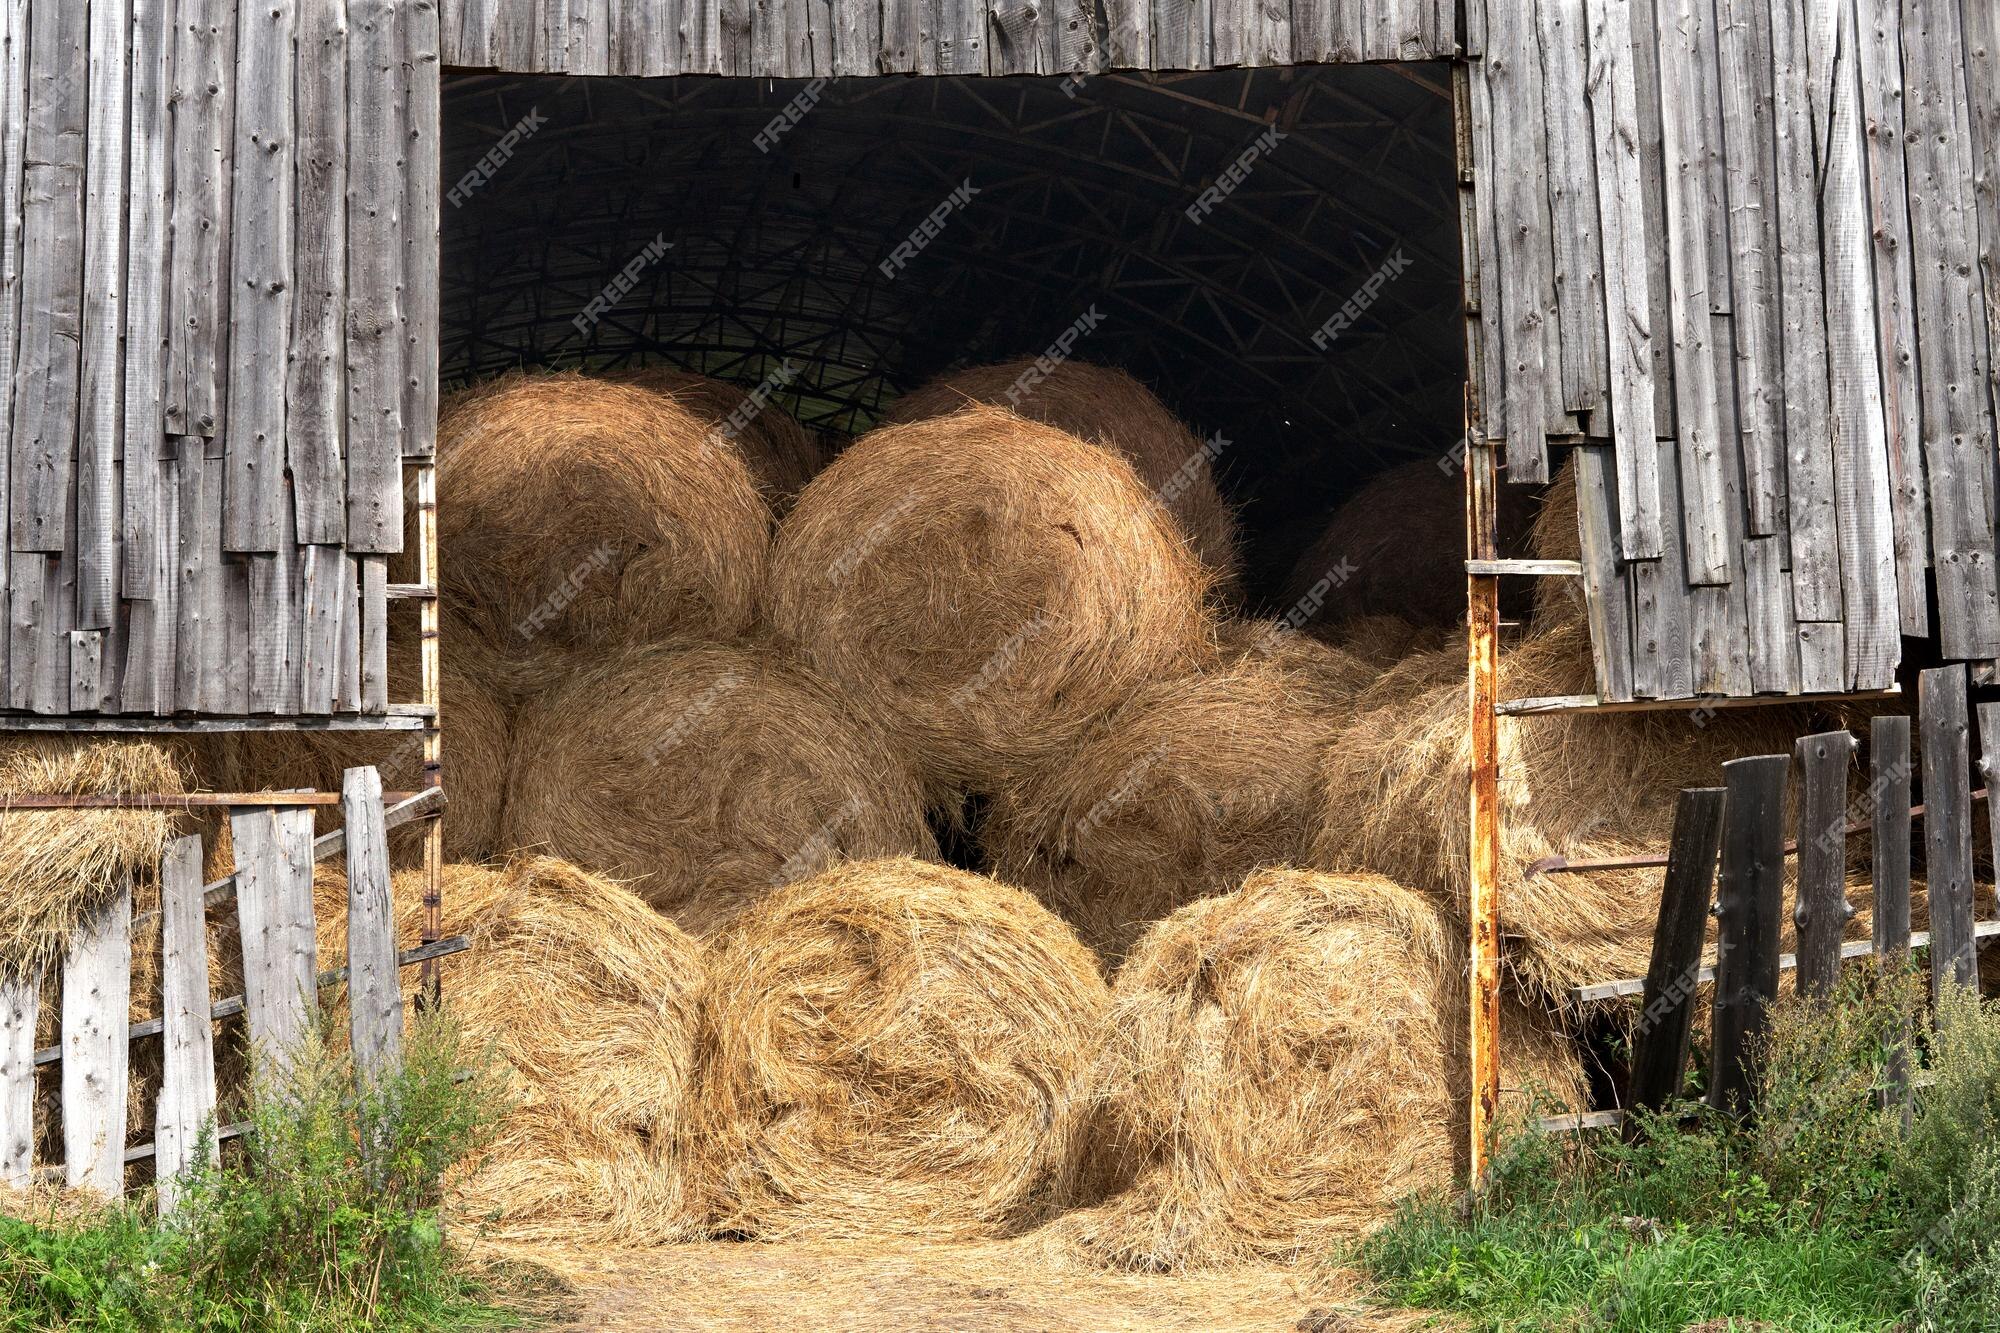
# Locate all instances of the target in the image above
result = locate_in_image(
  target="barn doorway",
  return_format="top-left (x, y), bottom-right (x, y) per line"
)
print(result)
top-left (436, 66), bottom-right (1475, 611)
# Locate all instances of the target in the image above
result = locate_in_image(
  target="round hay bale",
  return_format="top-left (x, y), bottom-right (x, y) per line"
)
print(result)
top-left (1060, 868), bottom-right (1581, 1270)
top-left (768, 405), bottom-right (1218, 792)
top-left (314, 857), bottom-right (705, 1245)
top-left (1316, 613), bottom-right (1455, 673)
top-left (233, 609), bottom-right (513, 863)
top-left (0, 739), bottom-right (187, 978)
top-left (1311, 616), bottom-right (1811, 996)
top-left (436, 371), bottom-right (773, 652)
top-left (688, 857), bottom-right (1110, 1241)
top-left (883, 361), bottom-right (1241, 594)
top-left (985, 640), bottom-right (1369, 962)
top-left (502, 641), bottom-right (937, 934)
top-left (1279, 461), bottom-right (1541, 631)
top-left (610, 366), bottom-right (829, 513)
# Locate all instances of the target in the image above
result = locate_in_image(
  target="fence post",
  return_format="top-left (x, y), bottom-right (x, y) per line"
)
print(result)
top-left (1794, 730), bottom-right (1857, 997)
top-left (1710, 754), bottom-right (1788, 1118)
top-left (62, 878), bottom-right (132, 1196)
top-left (155, 834), bottom-right (218, 1214)
top-left (1919, 665), bottom-right (1977, 1002)
top-left (231, 801), bottom-right (320, 1076)
top-left (343, 765), bottom-right (402, 1101)
top-left (1628, 786), bottom-right (1726, 1118)
top-left (0, 967), bottom-right (36, 1187)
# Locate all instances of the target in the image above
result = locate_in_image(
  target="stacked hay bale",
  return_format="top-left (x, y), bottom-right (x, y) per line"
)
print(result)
top-left (767, 404), bottom-right (1219, 794)
top-left (1059, 868), bottom-right (1584, 1270)
top-left (610, 365), bottom-right (829, 513)
top-left (984, 633), bottom-right (1372, 961)
top-left (885, 361), bottom-right (1242, 598)
top-left (503, 641), bottom-right (937, 934)
top-left (437, 371), bottom-right (774, 657)
top-left (315, 857), bottom-right (705, 1245)
top-left (688, 858), bottom-right (1110, 1241)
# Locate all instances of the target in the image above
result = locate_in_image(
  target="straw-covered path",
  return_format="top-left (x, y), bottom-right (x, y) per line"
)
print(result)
top-left (500, 1239), bottom-right (1454, 1331)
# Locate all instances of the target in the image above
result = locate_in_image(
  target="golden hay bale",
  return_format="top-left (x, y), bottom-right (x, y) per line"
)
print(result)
top-left (1280, 461), bottom-right (1542, 631)
top-left (689, 857), bottom-right (1110, 1241)
top-left (314, 857), bottom-right (705, 1246)
top-left (1318, 613), bottom-right (1456, 673)
top-left (0, 740), bottom-right (187, 977)
top-left (232, 609), bottom-right (513, 863)
top-left (1312, 615), bottom-right (1809, 996)
top-left (502, 641), bottom-right (937, 935)
top-left (985, 639), bottom-right (1371, 962)
top-left (883, 361), bottom-right (1241, 594)
top-left (768, 405), bottom-right (1217, 792)
top-left (436, 371), bottom-right (773, 653)
top-left (610, 366), bottom-right (829, 513)
top-left (1061, 868), bottom-right (1581, 1270)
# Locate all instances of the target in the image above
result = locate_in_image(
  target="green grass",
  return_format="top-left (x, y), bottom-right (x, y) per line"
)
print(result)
top-left (0, 1009), bottom-right (528, 1331)
top-left (1351, 964), bottom-right (2000, 1333)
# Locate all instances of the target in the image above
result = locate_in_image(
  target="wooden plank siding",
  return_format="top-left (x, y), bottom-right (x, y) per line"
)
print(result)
top-left (0, 0), bottom-right (424, 721)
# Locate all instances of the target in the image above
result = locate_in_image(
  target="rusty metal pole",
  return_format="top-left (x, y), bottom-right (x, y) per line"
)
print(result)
top-left (1466, 437), bottom-right (1503, 1181)
top-left (417, 462), bottom-right (445, 1006)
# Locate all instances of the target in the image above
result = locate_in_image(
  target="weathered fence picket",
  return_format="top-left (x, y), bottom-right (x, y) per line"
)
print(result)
top-left (0, 966), bottom-right (34, 1185)
top-left (1919, 665), bottom-right (1977, 999)
top-left (231, 800), bottom-right (320, 1071)
top-left (61, 880), bottom-right (131, 1194)
top-left (154, 833), bottom-right (216, 1212)
top-left (1710, 754), bottom-right (1788, 1117)
top-left (1793, 730), bottom-right (1857, 996)
top-left (343, 765), bottom-right (401, 1093)
top-left (1627, 786), bottom-right (1725, 1116)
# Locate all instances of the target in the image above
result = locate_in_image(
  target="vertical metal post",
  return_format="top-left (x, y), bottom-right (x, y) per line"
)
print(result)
top-left (1467, 436), bottom-right (1503, 1179)
top-left (416, 461), bottom-right (443, 1005)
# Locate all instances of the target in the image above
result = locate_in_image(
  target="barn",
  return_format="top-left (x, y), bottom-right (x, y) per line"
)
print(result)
top-left (0, 0), bottom-right (1997, 1286)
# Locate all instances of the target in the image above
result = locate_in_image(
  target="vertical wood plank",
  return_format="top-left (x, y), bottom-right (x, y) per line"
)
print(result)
top-left (1856, 0), bottom-right (1930, 636)
top-left (360, 555), bottom-right (389, 712)
top-left (1630, 434), bottom-right (1696, 698)
top-left (67, 628), bottom-right (103, 712)
top-left (1871, 713), bottom-right (1913, 965)
top-left (77, 0), bottom-right (131, 629)
top-left (1627, 0), bottom-right (1678, 434)
top-left (1769, 0), bottom-right (1842, 623)
top-left (335, 554), bottom-right (362, 711)
top-left (1485, 0), bottom-right (1556, 480)
top-left (155, 834), bottom-right (218, 1212)
top-left (1904, 0), bottom-right (2000, 662)
top-left (165, 0), bottom-right (237, 438)
top-left (1965, 0), bottom-right (2000, 418)
top-left (289, 0), bottom-right (349, 544)
top-left (1819, 0), bottom-right (1901, 690)
top-left (299, 545), bottom-right (346, 713)
top-left (1628, 786), bottom-right (1726, 1115)
top-left (1573, 444), bottom-right (1638, 701)
top-left (0, 966), bottom-right (34, 1186)
top-left (1919, 664), bottom-right (1977, 1000)
top-left (1582, 0), bottom-right (1663, 558)
top-left (344, 766), bottom-right (403, 1090)
top-left (1710, 753), bottom-right (1788, 1117)
top-left (348, 0), bottom-right (407, 555)
top-left (405, 0), bottom-right (442, 459)
top-left (1793, 729), bottom-right (1857, 996)
top-left (0, 0), bottom-right (26, 700)
top-left (62, 882), bottom-right (132, 1196)
top-left (10, 0), bottom-right (89, 552)
top-left (231, 804), bottom-right (320, 1070)
top-left (123, 0), bottom-right (175, 602)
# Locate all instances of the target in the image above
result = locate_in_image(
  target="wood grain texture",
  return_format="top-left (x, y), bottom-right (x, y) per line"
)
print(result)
top-left (1792, 729), bottom-right (1856, 996)
top-left (230, 803), bottom-right (320, 1073)
top-left (122, 0), bottom-right (175, 602)
top-left (166, 0), bottom-right (237, 437)
top-left (1710, 753), bottom-right (1787, 1117)
top-left (404, 1), bottom-right (443, 458)
top-left (347, 0), bottom-right (407, 554)
top-left (1920, 664), bottom-right (1977, 998)
top-left (0, 966), bottom-right (34, 1186)
top-left (77, 0), bottom-right (130, 631)
top-left (343, 766), bottom-right (403, 1092)
top-left (289, 0), bottom-right (350, 544)
top-left (1629, 786), bottom-right (1724, 1114)
top-left (62, 882), bottom-right (132, 1196)
top-left (155, 834), bottom-right (218, 1212)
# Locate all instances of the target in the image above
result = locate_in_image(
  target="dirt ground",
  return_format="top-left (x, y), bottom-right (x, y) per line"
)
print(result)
top-left (480, 1236), bottom-right (1454, 1331)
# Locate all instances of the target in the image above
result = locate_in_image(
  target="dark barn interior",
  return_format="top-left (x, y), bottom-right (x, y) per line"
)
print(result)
top-left (437, 66), bottom-right (1468, 605)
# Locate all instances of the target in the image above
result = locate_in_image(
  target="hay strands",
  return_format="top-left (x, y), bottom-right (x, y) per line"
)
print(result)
top-left (0, 791), bottom-right (424, 809)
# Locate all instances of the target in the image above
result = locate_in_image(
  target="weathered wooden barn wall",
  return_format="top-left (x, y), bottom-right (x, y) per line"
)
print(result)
top-left (0, 0), bottom-right (440, 718)
top-left (1467, 0), bottom-right (2000, 701)
top-left (438, 0), bottom-right (1456, 72)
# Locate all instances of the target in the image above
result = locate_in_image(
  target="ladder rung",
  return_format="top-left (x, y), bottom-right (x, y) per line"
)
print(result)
top-left (387, 583), bottom-right (438, 600)
top-left (1464, 558), bottom-right (1584, 576)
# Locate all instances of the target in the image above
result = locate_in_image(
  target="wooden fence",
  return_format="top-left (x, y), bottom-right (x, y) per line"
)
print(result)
top-left (1541, 663), bottom-right (1995, 1128)
top-left (0, 768), bottom-right (463, 1205)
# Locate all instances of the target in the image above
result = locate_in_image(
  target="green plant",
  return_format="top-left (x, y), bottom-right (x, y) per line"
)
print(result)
top-left (0, 1007), bottom-right (519, 1331)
